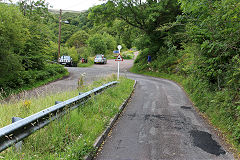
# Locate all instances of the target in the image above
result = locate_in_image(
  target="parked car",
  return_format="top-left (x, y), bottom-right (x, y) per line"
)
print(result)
top-left (59, 55), bottom-right (73, 67)
top-left (94, 54), bottom-right (107, 64)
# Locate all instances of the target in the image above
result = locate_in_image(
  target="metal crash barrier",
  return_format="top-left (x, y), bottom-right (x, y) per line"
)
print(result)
top-left (0, 81), bottom-right (118, 152)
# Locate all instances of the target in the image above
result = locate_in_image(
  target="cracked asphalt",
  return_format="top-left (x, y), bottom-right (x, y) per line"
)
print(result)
top-left (95, 74), bottom-right (234, 160)
top-left (10, 53), bottom-right (234, 159)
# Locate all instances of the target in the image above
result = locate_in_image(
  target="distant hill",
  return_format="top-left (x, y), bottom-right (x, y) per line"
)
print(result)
top-left (48, 9), bottom-right (86, 14)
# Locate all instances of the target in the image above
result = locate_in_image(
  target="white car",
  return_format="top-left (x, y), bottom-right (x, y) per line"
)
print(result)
top-left (59, 56), bottom-right (73, 67)
top-left (94, 54), bottom-right (107, 64)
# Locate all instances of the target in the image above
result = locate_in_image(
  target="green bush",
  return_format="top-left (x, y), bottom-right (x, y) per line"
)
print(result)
top-left (68, 47), bottom-right (79, 64)
top-left (0, 64), bottom-right (67, 95)
top-left (87, 34), bottom-right (107, 55)
top-left (66, 30), bottom-right (89, 48)
top-left (122, 51), bottom-right (134, 59)
top-left (102, 33), bottom-right (117, 53)
top-left (150, 53), bottom-right (178, 73)
top-left (134, 48), bottom-right (149, 64)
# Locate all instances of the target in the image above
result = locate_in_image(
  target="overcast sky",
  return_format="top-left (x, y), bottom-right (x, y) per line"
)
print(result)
top-left (46, 0), bottom-right (105, 11)
top-left (7, 0), bottom-right (105, 11)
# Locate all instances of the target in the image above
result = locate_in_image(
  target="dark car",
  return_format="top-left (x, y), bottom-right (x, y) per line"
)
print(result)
top-left (59, 56), bottom-right (73, 67)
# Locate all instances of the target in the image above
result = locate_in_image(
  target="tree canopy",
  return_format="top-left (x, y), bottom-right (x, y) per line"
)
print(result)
top-left (89, 0), bottom-right (181, 56)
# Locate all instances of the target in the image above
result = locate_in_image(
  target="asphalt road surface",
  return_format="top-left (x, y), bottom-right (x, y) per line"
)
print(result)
top-left (9, 54), bottom-right (234, 159)
top-left (95, 73), bottom-right (234, 160)
top-left (7, 57), bottom-right (134, 101)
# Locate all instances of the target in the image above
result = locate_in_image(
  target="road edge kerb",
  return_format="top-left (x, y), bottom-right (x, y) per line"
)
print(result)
top-left (84, 80), bottom-right (137, 160)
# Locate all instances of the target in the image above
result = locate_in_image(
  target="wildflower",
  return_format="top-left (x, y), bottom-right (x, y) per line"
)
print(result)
top-left (22, 100), bottom-right (31, 110)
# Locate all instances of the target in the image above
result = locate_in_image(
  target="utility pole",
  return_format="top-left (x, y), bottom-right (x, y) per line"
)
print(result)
top-left (58, 9), bottom-right (62, 63)
top-left (29, 0), bottom-right (32, 16)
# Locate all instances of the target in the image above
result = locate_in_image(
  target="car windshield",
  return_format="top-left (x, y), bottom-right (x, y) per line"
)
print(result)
top-left (60, 56), bottom-right (70, 60)
top-left (96, 55), bottom-right (103, 58)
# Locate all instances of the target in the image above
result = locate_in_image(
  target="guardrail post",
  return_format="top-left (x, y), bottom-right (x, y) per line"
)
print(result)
top-left (12, 117), bottom-right (23, 152)
top-left (55, 101), bottom-right (62, 105)
top-left (55, 101), bottom-right (63, 119)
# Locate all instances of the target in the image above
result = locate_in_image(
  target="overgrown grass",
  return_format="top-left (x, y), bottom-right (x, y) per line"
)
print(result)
top-left (130, 66), bottom-right (240, 156)
top-left (0, 75), bottom-right (134, 159)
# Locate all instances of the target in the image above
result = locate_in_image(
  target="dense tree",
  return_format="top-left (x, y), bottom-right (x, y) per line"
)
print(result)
top-left (87, 34), bottom-right (107, 55)
top-left (60, 10), bottom-right (94, 31)
top-left (44, 41), bottom-right (58, 60)
top-left (21, 21), bottom-right (52, 70)
top-left (0, 2), bottom-right (66, 92)
top-left (179, 0), bottom-right (240, 89)
top-left (60, 24), bottom-right (79, 44)
top-left (96, 19), bottom-right (140, 49)
top-left (18, 0), bottom-right (53, 23)
top-left (66, 30), bottom-right (89, 48)
top-left (102, 33), bottom-right (117, 52)
top-left (15, 0), bottom-right (55, 70)
top-left (0, 3), bottom-right (28, 83)
top-left (79, 10), bottom-right (94, 30)
top-left (62, 12), bottom-right (79, 24)
top-left (67, 47), bottom-right (79, 64)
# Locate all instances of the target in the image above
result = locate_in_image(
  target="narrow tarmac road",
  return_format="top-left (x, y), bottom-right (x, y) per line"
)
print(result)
top-left (95, 74), bottom-right (234, 160)
top-left (7, 58), bottom-right (134, 101)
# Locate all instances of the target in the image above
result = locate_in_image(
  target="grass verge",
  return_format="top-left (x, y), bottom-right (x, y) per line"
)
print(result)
top-left (77, 62), bottom-right (94, 68)
top-left (0, 75), bottom-right (134, 159)
top-left (18, 71), bottom-right (69, 93)
top-left (130, 66), bottom-right (240, 157)
top-left (0, 66), bottom-right (69, 99)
